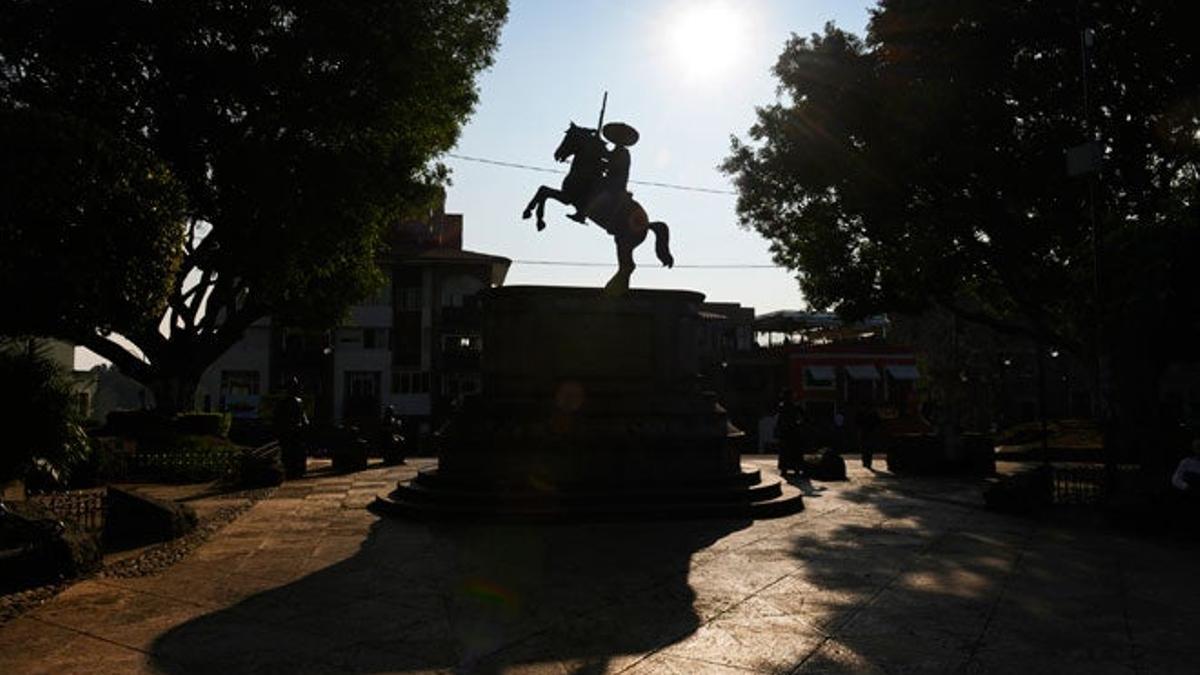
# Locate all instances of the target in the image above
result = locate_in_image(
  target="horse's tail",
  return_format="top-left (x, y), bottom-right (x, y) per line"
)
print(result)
top-left (649, 221), bottom-right (674, 268)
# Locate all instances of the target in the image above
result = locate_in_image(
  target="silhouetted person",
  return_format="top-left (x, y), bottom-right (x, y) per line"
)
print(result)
top-left (857, 405), bottom-right (881, 470)
top-left (275, 377), bottom-right (309, 479)
top-left (570, 121), bottom-right (638, 224)
top-left (522, 116), bottom-right (674, 293)
top-left (380, 405), bottom-right (406, 466)
top-left (776, 389), bottom-right (802, 475)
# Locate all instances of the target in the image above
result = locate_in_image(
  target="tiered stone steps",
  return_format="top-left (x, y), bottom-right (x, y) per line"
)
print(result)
top-left (371, 465), bottom-right (803, 521)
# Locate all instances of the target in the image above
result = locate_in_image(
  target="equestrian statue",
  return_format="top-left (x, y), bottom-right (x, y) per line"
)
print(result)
top-left (522, 95), bottom-right (674, 293)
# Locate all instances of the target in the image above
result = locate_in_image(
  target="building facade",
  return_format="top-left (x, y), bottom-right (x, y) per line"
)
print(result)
top-left (195, 208), bottom-right (510, 431)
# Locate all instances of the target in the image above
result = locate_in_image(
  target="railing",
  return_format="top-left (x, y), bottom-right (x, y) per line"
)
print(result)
top-left (29, 488), bottom-right (107, 533)
top-left (124, 450), bottom-right (239, 482)
top-left (1047, 465), bottom-right (1138, 506)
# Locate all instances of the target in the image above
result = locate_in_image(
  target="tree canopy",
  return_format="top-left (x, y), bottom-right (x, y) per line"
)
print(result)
top-left (0, 109), bottom-right (186, 340)
top-left (724, 1), bottom-right (1200, 435)
top-left (724, 1), bottom-right (1200, 366)
top-left (1, 0), bottom-right (508, 411)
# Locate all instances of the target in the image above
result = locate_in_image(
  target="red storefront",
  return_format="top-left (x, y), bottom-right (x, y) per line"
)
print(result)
top-left (790, 343), bottom-right (921, 427)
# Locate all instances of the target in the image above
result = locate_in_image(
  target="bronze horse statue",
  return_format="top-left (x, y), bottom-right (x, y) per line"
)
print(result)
top-left (522, 123), bottom-right (674, 293)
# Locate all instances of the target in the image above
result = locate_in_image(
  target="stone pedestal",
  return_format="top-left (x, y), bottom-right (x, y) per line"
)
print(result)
top-left (375, 286), bottom-right (802, 519)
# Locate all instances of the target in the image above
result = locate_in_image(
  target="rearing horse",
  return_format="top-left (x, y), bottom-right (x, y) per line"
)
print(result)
top-left (522, 123), bottom-right (674, 293)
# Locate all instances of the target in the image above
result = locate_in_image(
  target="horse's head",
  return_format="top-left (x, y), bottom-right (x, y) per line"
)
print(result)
top-left (554, 122), bottom-right (598, 163)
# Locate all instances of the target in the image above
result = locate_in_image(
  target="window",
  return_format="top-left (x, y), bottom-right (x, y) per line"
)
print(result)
top-left (803, 365), bottom-right (836, 390)
top-left (338, 328), bottom-right (362, 345)
top-left (363, 328), bottom-right (387, 350)
top-left (392, 371), bottom-right (431, 395)
top-left (346, 371), bottom-right (380, 398)
top-left (394, 312), bottom-right (422, 366)
top-left (442, 374), bottom-right (481, 397)
top-left (344, 371), bottom-right (382, 419)
top-left (395, 268), bottom-right (423, 310)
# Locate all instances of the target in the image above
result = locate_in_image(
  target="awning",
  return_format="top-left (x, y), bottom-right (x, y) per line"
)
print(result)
top-left (804, 365), bottom-right (837, 381)
top-left (844, 365), bottom-right (881, 381)
top-left (885, 364), bottom-right (919, 381)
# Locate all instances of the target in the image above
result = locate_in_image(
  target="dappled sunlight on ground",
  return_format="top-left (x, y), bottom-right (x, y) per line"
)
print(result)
top-left (2, 458), bottom-right (1199, 673)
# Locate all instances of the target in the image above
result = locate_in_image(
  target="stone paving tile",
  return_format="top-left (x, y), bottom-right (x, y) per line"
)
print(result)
top-left (5, 459), bottom-right (1200, 674)
top-left (658, 611), bottom-right (826, 673)
top-left (626, 652), bottom-right (764, 674)
top-left (0, 618), bottom-right (165, 674)
top-left (22, 583), bottom-right (212, 653)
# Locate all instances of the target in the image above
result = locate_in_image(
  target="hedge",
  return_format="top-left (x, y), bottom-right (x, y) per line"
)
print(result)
top-left (173, 413), bottom-right (232, 438)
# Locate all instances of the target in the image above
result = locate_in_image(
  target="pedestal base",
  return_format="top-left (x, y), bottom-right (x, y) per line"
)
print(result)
top-left (374, 286), bottom-right (802, 520)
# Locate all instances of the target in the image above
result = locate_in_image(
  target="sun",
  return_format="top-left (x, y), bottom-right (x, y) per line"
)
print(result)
top-left (666, 1), bottom-right (748, 84)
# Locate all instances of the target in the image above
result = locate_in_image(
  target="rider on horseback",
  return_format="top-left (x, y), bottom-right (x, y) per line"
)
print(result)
top-left (567, 122), bottom-right (638, 226)
top-left (522, 113), bottom-right (673, 294)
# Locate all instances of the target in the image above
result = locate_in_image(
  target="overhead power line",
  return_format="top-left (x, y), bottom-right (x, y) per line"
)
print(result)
top-left (514, 259), bottom-right (778, 269)
top-left (446, 153), bottom-right (738, 196)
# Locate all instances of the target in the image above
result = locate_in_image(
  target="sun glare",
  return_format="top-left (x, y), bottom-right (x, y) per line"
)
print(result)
top-left (667, 1), bottom-right (748, 84)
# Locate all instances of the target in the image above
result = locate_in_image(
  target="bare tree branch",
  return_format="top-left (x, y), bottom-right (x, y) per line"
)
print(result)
top-left (71, 331), bottom-right (149, 379)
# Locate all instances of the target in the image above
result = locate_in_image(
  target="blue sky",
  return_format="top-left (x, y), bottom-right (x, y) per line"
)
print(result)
top-left (446, 0), bottom-right (873, 312)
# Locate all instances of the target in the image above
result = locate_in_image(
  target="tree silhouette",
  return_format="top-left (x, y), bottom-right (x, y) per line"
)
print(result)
top-left (1, 0), bottom-right (507, 412)
top-left (724, 2), bottom-right (1200, 442)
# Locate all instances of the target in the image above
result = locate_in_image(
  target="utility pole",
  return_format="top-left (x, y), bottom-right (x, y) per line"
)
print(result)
top-left (1068, 3), bottom-right (1106, 455)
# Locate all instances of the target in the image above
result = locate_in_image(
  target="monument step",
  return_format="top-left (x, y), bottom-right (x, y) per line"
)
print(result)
top-left (370, 479), bottom-right (803, 522)
top-left (370, 466), bottom-right (803, 522)
top-left (393, 471), bottom-right (781, 505)
top-left (411, 466), bottom-right (763, 492)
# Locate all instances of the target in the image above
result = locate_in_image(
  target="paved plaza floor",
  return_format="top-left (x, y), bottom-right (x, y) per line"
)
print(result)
top-left (1, 458), bottom-right (1198, 673)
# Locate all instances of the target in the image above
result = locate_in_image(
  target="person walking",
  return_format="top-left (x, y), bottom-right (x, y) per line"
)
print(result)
top-left (857, 405), bottom-right (882, 470)
top-left (776, 390), bottom-right (802, 475)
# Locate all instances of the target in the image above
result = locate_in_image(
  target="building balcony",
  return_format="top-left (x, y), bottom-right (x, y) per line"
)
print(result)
top-left (440, 349), bottom-right (481, 371)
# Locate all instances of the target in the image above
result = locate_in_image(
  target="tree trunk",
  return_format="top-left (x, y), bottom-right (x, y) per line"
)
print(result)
top-left (146, 372), bottom-right (201, 416)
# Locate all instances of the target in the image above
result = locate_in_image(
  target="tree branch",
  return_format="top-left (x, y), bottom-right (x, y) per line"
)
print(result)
top-left (177, 267), bottom-right (215, 332)
top-left (71, 331), bottom-right (150, 380)
top-left (196, 272), bottom-right (236, 335)
top-left (936, 297), bottom-right (1085, 356)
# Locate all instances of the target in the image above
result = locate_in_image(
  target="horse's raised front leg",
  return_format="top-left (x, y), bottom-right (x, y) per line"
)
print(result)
top-left (522, 186), bottom-right (565, 232)
top-left (604, 236), bottom-right (637, 295)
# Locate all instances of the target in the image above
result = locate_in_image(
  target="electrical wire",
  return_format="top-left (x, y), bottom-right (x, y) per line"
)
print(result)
top-left (514, 259), bottom-right (779, 269)
top-left (446, 153), bottom-right (738, 195)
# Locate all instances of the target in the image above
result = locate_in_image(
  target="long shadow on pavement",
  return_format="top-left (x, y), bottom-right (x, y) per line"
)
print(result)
top-left (150, 515), bottom-right (750, 673)
top-left (781, 472), bottom-right (1200, 673)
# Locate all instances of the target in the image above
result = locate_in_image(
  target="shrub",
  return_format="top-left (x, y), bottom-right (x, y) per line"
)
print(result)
top-left (173, 412), bottom-right (232, 438)
top-left (103, 410), bottom-right (171, 438)
top-left (0, 342), bottom-right (90, 485)
top-left (88, 433), bottom-right (242, 483)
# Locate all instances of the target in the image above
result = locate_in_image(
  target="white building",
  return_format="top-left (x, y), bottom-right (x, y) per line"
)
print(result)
top-left (195, 208), bottom-right (510, 429)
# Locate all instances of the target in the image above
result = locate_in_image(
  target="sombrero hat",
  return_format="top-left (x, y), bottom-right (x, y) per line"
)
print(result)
top-left (602, 122), bottom-right (639, 146)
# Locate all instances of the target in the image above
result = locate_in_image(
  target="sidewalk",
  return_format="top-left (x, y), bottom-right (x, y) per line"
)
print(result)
top-left (1, 458), bottom-right (1196, 673)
